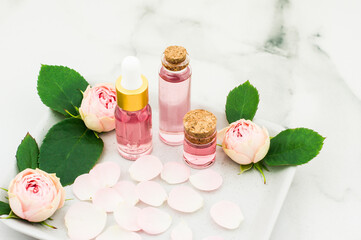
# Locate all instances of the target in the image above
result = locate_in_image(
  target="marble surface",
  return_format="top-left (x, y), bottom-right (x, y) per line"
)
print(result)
top-left (0, 0), bottom-right (360, 239)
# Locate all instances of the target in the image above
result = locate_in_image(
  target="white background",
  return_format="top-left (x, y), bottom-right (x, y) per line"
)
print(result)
top-left (1, 0), bottom-right (361, 239)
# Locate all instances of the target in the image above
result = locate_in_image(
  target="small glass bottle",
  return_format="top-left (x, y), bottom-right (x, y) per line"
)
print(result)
top-left (159, 46), bottom-right (191, 145)
top-left (115, 56), bottom-right (152, 160)
top-left (183, 109), bottom-right (217, 169)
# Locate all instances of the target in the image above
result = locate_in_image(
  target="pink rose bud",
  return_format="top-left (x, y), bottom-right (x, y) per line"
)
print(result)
top-left (79, 83), bottom-right (117, 133)
top-left (218, 119), bottom-right (270, 165)
top-left (8, 168), bottom-right (65, 222)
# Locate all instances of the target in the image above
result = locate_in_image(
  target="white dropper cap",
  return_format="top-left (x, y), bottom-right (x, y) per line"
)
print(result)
top-left (120, 56), bottom-right (143, 90)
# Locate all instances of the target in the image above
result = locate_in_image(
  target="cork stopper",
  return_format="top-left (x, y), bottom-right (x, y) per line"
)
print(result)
top-left (183, 109), bottom-right (217, 144)
top-left (162, 46), bottom-right (189, 71)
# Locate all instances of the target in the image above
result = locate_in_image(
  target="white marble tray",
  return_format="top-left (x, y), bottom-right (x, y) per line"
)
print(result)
top-left (0, 107), bottom-right (296, 240)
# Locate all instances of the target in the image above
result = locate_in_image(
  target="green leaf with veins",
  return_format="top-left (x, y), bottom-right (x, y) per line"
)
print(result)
top-left (38, 118), bottom-right (103, 186)
top-left (16, 133), bottom-right (39, 172)
top-left (225, 80), bottom-right (259, 123)
top-left (264, 128), bottom-right (325, 166)
top-left (37, 65), bottom-right (89, 116)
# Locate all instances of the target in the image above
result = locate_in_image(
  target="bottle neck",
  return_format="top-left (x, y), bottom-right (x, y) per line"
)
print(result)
top-left (159, 65), bottom-right (191, 83)
top-left (161, 54), bottom-right (190, 71)
top-left (115, 75), bottom-right (149, 111)
top-left (116, 104), bottom-right (149, 114)
top-left (184, 130), bottom-right (217, 145)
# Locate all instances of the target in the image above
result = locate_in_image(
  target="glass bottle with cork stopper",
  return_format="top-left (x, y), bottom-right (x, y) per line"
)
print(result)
top-left (115, 56), bottom-right (152, 160)
top-left (159, 45), bottom-right (191, 145)
top-left (183, 109), bottom-right (217, 169)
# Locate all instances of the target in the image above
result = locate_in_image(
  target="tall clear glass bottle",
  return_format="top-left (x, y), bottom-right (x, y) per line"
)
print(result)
top-left (159, 46), bottom-right (191, 145)
top-left (115, 56), bottom-right (152, 160)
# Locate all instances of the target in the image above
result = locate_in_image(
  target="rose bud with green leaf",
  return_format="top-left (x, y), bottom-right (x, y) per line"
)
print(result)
top-left (8, 168), bottom-right (65, 222)
top-left (79, 83), bottom-right (117, 133)
top-left (218, 119), bottom-right (270, 165)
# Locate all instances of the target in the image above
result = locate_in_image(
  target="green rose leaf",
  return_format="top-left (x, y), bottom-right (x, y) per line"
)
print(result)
top-left (38, 118), bottom-right (103, 186)
top-left (16, 133), bottom-right (39, 172)
top-left (0, 201), bottom-right (11, 216)
top-left (37, 65), bottom-right (89, 116)
top-left (225, 81), bottom-right (259, 123)
top-left (264, 128), bottom-right (325, 166)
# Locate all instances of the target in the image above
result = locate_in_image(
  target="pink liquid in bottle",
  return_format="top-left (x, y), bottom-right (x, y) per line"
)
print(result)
top-left (159, 65), bottom-right (191, 145)
top-left (183, 132), bottom-right (217, 169)
top-left (115, 56), bottom-right (153, 160)
top-left (115, 105), bottom-right (152, 160)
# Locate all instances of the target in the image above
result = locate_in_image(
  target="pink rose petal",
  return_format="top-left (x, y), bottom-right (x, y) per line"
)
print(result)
top-left (113, 181), bottom-right (139, 206)
top-left (90, 162), bottom-right (121, 188)
top-left (114, 202), bottom-right (141, 232)
top-left (72, 173), bottom-right (101, 200)
top-left (217, 127), bottom-right (229, 144)
top-left (189, 169), bottom-right (223, 191)
top-left (65, 202), bottom-right (107, 240)
top-left (136, 181), bottom-right (167, 207)
top-left (168, 186), bottom-right (203, 213)
top-left (171, 221), bottom-right (192, 240)
top-left (202, 237), bottom-right (224, 240)
top-left (210, 200), bottom-right (244, 230)
top-left (161, 162), bottom-right (190, 184)
top-left (96, 225), bottom-right (141, 240)
top-left (129, 155), bottom-right (163, 182)
top-left (92, 188), bottom-right (124, 213)
top-left (137, 207), bottom-right (172, 235)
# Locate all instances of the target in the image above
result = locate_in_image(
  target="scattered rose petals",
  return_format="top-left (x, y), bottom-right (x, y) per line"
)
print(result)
top-left (129, 155), bottom-right (163, 182)
top-left (168, 186), bottom-right (203, 213)
top-left (136, 181), bottom-right (167, 207)
top-left (114, 202), bottom-right (141, 232)
top-left (65, 202), bottom-right (106, 240)
top-left (92, 188), bottom-right (124, 213)
top-left (72, 173), bottom-right (101, 200)
top-left (161, 162), bottom-right (191, 184)
top-left (137, 207), bottom-right (172, 235)
top-left (171, 221), bottom-right (192, 240)
top-left (113, 180), bottom-right (139, 206)
top-left (90, 162), bottom-right (121, 188)
top-left (96, 225), bottom-right (141, 240)
top-left (210, 200), bottom-right (244, 229)
top-left (189, 169), bottom-right (223, 191)
top-left (202, 236), bottom-right (224, 240)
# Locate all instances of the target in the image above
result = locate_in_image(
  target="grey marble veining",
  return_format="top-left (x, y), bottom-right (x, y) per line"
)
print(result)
top-left (0, 0), bottom-right (360, 239)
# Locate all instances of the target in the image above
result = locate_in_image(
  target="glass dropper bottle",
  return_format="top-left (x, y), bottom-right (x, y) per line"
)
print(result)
top-left (115, 56), bottom-right (152, 160)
